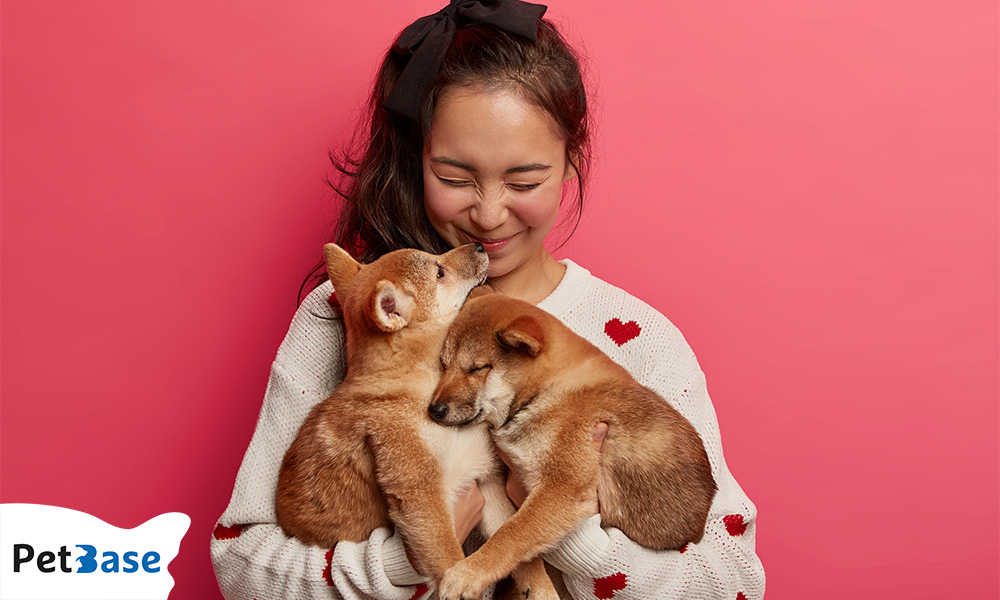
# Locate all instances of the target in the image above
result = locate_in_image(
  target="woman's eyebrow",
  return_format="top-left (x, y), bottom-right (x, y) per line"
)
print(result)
top-left (431, 156), bottom-right (476, 172)
top-left (504, 163), bottom-right (552, 175)
top-left (430, 156), bottom-right (551, 175)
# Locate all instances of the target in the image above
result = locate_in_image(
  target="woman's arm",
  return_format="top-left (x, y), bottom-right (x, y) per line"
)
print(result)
top-left (211, 519), bottom-right (426, 599)
top-left (210, 283), bottom-right (430, 600)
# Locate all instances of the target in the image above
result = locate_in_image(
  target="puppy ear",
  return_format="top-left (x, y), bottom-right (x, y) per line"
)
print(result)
top-left (469, 284), bottom-right (494, 299)
top-left (368, 280), bottom-right (415, 332)
top-left (324, 244), bottom-right (362, 292)
top-left (497, 314), bottom-right (544, 357)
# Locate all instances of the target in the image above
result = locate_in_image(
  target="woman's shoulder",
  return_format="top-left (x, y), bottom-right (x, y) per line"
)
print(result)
top-left (288, 279), bottom-right (345, 338)
top-left (298, 279), bottom-right (340, 318)
top-left (543, 260), bottom-right (700, 378)
top-left (273, 280), bottom-right (347, 387)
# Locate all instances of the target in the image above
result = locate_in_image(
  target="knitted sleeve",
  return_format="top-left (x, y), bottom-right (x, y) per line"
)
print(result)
top-left (543, 288), bottom-right (766, 600)
top-left (209, 282), bottom-right (432, 600)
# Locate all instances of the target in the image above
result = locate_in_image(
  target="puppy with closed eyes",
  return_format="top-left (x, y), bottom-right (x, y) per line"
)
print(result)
top-left (428, 290), bottom-right (717, 600)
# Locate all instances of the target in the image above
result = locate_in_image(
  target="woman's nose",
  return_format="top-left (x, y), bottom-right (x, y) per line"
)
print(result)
top-left (470, 188), bottom-right (510, 231)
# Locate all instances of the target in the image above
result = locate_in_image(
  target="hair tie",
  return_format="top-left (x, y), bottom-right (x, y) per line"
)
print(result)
top-left (383, 0), bottom-right (548, 122)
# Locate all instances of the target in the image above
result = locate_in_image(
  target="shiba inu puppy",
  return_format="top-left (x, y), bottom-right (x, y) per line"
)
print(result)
top-left (276, 244), bottom-right (554, 598)
top-left (429, 292), bottom-right (717, 600)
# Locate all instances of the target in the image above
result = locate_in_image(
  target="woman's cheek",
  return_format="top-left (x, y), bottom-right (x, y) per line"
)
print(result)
top-left (510, 188), bottom-right (561, 229)
top-left (425, 185), bottom-right (470, 237)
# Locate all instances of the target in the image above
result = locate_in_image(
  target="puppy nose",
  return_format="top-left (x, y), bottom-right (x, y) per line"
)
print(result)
top-left (428, 403), bottom-right (449, 421)
top-left (473, 242), bottom-right (484, 253)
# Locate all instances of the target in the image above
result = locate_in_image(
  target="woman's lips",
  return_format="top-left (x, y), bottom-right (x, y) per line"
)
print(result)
top-left (464, 232), bottom-right (516, 252)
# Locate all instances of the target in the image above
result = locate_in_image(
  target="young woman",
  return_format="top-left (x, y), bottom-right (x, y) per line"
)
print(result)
top-left (211, 1), bottom-right (765, 598)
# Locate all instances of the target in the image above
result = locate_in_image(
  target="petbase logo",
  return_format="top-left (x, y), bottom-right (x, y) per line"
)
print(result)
top-left (0, 504), bottom-right (189, 600)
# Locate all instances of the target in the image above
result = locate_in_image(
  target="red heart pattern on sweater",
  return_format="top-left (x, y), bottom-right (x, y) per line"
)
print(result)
top-left (593, 572), bottom-right (628, 599)
top-left (724, 514), bottom-right (748, 536)
top-left (212, 523), bottom-right (245, 540)
top-left (737, 593), bottom-right (748, 600)
top-left (323, 547), bottom-right (335, 586)
top-left (604, 319), bottom-right (641, 346)
top-left (407, 583), bottom-right (429, 600)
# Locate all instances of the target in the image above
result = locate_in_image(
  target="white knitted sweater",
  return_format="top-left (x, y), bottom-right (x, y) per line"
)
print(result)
top-left (211, 260), bottom-right (765, 600)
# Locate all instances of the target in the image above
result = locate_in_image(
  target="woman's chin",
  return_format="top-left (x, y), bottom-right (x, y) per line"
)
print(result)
top-left (485, 263), bottom-right (507, 280)
top-left (485, 254), bottom-right (520, 280)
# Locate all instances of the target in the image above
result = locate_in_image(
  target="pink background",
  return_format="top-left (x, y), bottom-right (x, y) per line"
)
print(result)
top-left (2, 0), bottom-right (997, 598)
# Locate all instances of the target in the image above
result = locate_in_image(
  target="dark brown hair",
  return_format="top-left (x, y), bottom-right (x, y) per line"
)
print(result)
top-left (302, 19), bottom-right (590, 298)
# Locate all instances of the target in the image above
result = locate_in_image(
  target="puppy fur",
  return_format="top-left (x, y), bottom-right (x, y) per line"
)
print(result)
top-left (429, 292), bottom-right (717, 600)
top-left (276, 244), bottom-right (554, 597)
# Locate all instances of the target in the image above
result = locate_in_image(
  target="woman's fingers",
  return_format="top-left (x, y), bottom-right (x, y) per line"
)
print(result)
top-left (593, 422), bottom-right (608, 452)
top-left (453, 482), bottom-right (485, 543)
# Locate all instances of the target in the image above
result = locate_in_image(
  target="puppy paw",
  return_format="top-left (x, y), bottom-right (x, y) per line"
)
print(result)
top-left (510, 559), bottom-right (559, 600)
top-left (437, 560), bottom-right (490, 600)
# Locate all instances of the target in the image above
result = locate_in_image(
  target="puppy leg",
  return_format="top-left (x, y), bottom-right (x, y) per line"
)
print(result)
top-left (369, 429), bottom-right (466, 579)
top-left (478, 476), bottom-right (558, 600)
top-left (508, 559), bottom-right (557, 600)
top-left (439, 483), bottom-right (591, 600)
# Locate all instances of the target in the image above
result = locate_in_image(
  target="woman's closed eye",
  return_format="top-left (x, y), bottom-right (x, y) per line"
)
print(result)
top-left (440, 177), bottom-right (474, 187)
top-left (437, 175), bottom-right (540, 191)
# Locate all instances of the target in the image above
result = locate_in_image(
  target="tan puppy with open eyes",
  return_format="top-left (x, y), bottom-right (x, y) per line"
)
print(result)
top-left (428, 291), bottom-right (718, 600)
top-left (276, 244), bottom-right (555, 599)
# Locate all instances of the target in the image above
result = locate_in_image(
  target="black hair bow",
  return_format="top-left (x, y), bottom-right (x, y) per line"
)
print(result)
top-left (383, 0), bottom-right (548, 122)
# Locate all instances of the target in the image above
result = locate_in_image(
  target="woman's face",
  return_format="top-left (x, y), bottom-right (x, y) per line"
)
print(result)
top-left (423, 86), bottom-right (576, 282)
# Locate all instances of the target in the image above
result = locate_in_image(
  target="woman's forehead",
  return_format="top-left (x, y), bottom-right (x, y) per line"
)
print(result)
top-left (426, 87), bottom-right (566, 168)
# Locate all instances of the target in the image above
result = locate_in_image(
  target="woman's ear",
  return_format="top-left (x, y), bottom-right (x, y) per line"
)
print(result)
top-left (368, 280), bottom-right (415, 332)
top-left (563, 149), bottom-right (581, 182)
top-left (497, 314), bottom-right (545, 357)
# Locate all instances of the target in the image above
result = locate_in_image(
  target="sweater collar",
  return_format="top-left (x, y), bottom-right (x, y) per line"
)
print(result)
top-left (536, 259), bottom-right (593, 318)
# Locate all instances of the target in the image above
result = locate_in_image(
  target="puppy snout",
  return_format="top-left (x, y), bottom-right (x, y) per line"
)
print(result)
top-left (428, 402), bottom-right (449, 422)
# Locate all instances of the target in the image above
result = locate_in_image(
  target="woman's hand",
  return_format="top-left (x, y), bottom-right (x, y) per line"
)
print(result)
top-left (453, 481), bottom-right (486, 543)
top-left (499, 422), bottom-right (608, 509)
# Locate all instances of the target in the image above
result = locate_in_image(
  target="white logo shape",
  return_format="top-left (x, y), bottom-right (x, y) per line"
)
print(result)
top-left (0, 504), bottom-right (190, 600)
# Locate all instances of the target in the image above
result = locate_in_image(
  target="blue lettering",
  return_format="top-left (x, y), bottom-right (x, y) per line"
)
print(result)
top-left (142, 552), bottom-right (160, 573)
top-left (76, 544), bottom-right (97, 573)
top-left (122, 551), bottom-right (139, 573)
top-left (101, 551), bottom-right (120, 573)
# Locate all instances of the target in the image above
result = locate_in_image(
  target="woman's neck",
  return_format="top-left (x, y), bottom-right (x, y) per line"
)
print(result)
top-left (486, 248), bottom-right (567, 305)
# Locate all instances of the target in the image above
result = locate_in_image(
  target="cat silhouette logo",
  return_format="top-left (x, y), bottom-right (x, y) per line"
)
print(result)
top-left (0, 504), bottom-right (189, 600)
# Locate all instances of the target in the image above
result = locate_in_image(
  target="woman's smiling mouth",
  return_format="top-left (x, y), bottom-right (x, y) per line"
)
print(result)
top-left (463, 232), bottom-right (518, 252)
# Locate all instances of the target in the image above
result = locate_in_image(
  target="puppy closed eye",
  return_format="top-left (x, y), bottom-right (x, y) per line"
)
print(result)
top-left (467, 364), bottom-right (491, 375)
